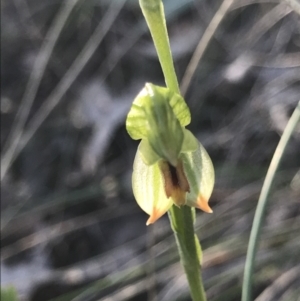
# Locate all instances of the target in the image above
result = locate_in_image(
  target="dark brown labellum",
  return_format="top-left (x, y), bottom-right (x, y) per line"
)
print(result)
top-left (159, 159), bottom-right (190, 206)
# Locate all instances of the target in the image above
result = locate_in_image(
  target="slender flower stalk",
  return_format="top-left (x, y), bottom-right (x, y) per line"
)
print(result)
top-left (139, 0), bottom-right (180, 94)
top-left (125, 1), bottom-right (215, 300)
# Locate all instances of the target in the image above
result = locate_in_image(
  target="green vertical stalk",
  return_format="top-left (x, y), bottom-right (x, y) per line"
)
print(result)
top-left (139, 0), bottom-right (180, 94)
top-left (139, 0), bottom-right (207, 300)
top-left (169, 206), bottom-right (207, 301)
top-left (242, 101), bottom-right (300, 301)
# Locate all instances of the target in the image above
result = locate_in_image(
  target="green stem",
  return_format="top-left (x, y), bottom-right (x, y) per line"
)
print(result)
top-left (139, 1), bottom-right (206, 300)
top-left (139, 0), bottom-right (180, 94)
top-left (169, 206), bottom-right (207, 301)
top-left (242, 101), bottom-right (300, 301)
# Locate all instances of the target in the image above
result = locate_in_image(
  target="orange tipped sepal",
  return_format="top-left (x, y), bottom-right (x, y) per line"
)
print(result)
top-left (132, 147), bottom-right (173, 225)
top-left (181, 141), bottom-right (215, 214)
top-left (146, 207), bottom-right (166, 225)
top-left (195, 195), bottom-right (213, 213)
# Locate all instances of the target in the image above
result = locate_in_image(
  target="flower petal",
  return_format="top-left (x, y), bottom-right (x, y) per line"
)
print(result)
top-left (139, 139), bottom-right (161, 166)
top-left (181, 129), bottom-right (198, 153)
top-left (144, 85), bottom-right (183, 166)
top-left (126, 83), bottom-right (192, 166)
top-left (132, 144), bottom-right (173, 225)
top-left (181, 142), bottom-right (215, 212)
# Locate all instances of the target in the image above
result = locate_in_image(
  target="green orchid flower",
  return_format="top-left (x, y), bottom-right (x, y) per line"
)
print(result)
top-left (126, 83), bottom-right (214, 225)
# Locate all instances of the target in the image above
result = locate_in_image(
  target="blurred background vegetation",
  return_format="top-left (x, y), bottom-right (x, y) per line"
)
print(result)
top-left (1, 0), bottom-right (300, 300)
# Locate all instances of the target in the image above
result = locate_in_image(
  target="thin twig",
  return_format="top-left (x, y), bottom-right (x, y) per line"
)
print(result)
top-left (241, 3), bottom-right (291, 47)
top-left (1, 203), bottom-right (137, 261)
top-left (180, 0), bottom-right (234, 97)
top-left (255, 264), bottom-right (300, 301)
top-left (0, 0), bottom-right (127, 181)
top-left (12, 0), bottom-right (41, 40)
top-left (284, 0), bottom-right (300, 15)
top-left (1, 0), bottom-right (79, 181)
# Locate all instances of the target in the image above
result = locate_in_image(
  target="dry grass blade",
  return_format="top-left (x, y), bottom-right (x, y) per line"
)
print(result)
top-left (180, 0), bottom-right (234, 96)
top-left (1, 203), bottom-right (137, 261)
top-left (284, 0), bottom-right (300, 15)
top-left (1, 0), bottom-right (127, 181)
top-left (241, 3), bottom-right (292, 47)
top-left (1, 0), bottom-right (79, 181)
top-left (254, 265), bottom-right (300, 301)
